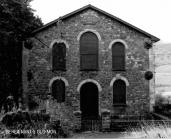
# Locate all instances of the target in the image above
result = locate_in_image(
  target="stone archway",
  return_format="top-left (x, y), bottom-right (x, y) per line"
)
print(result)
top-left (80, 82), bottom-right (99, 120)
top-left (79, 81), bottom-right (100, 131)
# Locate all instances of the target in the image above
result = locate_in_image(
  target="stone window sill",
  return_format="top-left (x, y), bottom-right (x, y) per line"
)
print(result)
top-left (112, 69), bottom-right (126, 72)
top-left (80, 69), bottom-right (99, 71)
top-left (52, 69), bottom-right (67, 72)
top-left (113, 104), bottom-right (127, 107)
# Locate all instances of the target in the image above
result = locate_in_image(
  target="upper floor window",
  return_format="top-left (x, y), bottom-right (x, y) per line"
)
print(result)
top-left (51, 79), bottom-right (65, 103)
top-left (112, 42), bottom-right (125, 71)
top-left (52, 42), bottom-right (66, 71)
top-left (113, 79), bottom-right (126, 105)
top-left (80, 32), bottom-right (98, 70)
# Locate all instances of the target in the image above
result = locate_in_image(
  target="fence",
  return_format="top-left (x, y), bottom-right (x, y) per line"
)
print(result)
top-left (79, 119), bottom-right (171, 132)
top-left (78, 112), bottom-right (171, 132)
top-left (110, 120), bottom-right (171, 131)
top-left (81, 119), bottom-right (102, 131)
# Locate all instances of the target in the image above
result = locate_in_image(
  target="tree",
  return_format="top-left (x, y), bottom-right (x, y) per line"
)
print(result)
top-left (0, 0), bottom-right (43, 110)
top-left (0, 0), bottom-right (42, 42)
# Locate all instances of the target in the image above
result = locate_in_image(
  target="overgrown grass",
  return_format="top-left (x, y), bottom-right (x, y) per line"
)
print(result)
top-left (123, 121), bottom-right (171, 138)
top-left (0, 96), bottom-right (75, 138)
top-left (0, 109), bottom-right (72, 138)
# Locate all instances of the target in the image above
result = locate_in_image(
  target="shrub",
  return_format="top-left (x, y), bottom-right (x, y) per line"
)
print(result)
top-left (46, 96), bottom-right (76, 137)
top-left (0, 110), bottom-right (51, 138)
top-left (154, 94), bottom-right (171, 115)
top-left (0, 94), bottom-right (76, 138)
top-left (46, 103), bottom-right (75, 138)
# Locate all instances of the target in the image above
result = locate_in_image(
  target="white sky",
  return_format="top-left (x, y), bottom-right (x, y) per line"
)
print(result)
top-left (30, 0), bottom-right (171, 43)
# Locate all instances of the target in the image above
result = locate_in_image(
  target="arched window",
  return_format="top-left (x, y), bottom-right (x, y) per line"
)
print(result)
top-left (113, 79), bottom-right (126, 105)
top-left (80, 32), bottom-right (98, 70)
top-left (52, 42), bottom-right (66, 71)
top-left (51, 79), bottom-right (65, 103)
top-left (112, 42), bottom-right (125, 70)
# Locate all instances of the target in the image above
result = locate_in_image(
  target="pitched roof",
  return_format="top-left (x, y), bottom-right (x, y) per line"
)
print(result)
top-left (32, 4), bottom-right (160, 42)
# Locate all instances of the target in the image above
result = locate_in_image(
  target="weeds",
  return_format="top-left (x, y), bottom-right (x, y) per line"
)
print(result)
top-left (124, 121), bottom-right (171, 138)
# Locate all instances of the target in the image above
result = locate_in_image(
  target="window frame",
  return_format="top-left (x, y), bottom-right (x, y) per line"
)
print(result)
top-left (113, 79), bottom-right (127, 106)
top-left (79, 31), bottom-right (99, 71)
top-left (112, 42), bottom-right (126, 71)
top-left (52, 42), bottom-right (66, 71)
top-left (51, 79), bottom-right (65, 103)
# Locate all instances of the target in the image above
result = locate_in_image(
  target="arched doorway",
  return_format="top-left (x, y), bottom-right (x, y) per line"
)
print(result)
top-left (80, 82), bottom-right (99, 130)
top-left (80, 82), bottom-right (99, 120)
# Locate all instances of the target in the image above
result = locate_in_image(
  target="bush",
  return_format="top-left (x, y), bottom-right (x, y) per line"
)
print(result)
top-left (0, 110), bottom-right (51, 138)
top-left (0, 94), bottom-right (76, 138)
top-left (46, 103), bottom-right (75, 138)
top-left (46, 96), bottom-right (76, 137)
top-left (0, 107), bottom-right (74, 138)
top-left (154, 94), bottom-right (171, 115)
top-left (45, 120), bottom-right (69, 138)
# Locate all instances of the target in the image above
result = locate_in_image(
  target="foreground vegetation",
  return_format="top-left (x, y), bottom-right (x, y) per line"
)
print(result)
top-left (124, 121), bottom-right (171, 138)
top-left (0, 107), bottom-right (73, 138)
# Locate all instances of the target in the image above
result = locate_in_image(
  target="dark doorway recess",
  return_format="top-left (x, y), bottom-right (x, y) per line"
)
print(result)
top-left (80, 82), bottom-right (99, 120)
top-left (80, 82), bottom-right (100, 131)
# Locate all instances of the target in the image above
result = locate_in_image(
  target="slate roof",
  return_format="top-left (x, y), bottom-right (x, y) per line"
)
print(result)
top-left (32, 4), bottom-right (160, 42)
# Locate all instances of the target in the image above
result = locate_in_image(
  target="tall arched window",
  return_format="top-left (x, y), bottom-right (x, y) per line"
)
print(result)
top-left (112, 42), bottom-right (125, 70)
top-left (51, 79), bottom-right (65, 103)
top-left (80, 32), bottom-right (98, 70)
top-left (52, 42), bottom-right (66, 71)
top-left (113, 79), bottom-right (126, 105)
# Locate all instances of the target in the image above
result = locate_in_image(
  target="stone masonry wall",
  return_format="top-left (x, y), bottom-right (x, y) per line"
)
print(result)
top-left (23, 9), bottom-right (153, 117)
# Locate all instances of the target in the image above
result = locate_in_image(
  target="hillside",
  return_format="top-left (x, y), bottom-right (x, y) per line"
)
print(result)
top-left (154, 43), bottom-right (171, 94)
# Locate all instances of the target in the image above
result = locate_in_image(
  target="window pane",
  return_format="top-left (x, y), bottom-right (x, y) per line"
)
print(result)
top-left (52, 43), bottom-right (66, 70)
top-left (52, 80), bottom-right (65, 103)
top-left (113, 80), bottom-right (126, 105)
top-left (80, 32), bottom-right (98, 70)
top-left (80, 32), bottom-right (98, 54)
top-left (81, 54), bottom-right (98, 70)
top-left (112, 56), bottom-right (125, 70)
top-left (112, 42), bottom-right (125, 70)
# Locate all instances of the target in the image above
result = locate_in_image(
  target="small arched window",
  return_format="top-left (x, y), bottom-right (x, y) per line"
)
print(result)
top-left (113, 79), bottom-right (126, 105)
top-left (51, 79), bottom-right (65, 103)
top-left (112, 42), bottom-right (125, 70)
top-left (80, 32), bottom-right (98, 70)
top-left (52, 42), bottom-right (66, 71)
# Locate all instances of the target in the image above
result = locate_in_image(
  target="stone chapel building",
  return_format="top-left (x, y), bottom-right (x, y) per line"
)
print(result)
top-left (23, 4), bottom-right (159, 127)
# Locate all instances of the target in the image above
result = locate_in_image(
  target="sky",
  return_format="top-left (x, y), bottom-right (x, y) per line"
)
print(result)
top-left (30, 0), bottom-right (171, 44)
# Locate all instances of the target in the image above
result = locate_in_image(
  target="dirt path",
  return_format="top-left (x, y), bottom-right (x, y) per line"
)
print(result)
top-left (71, 131), bottom-right (125, 139)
